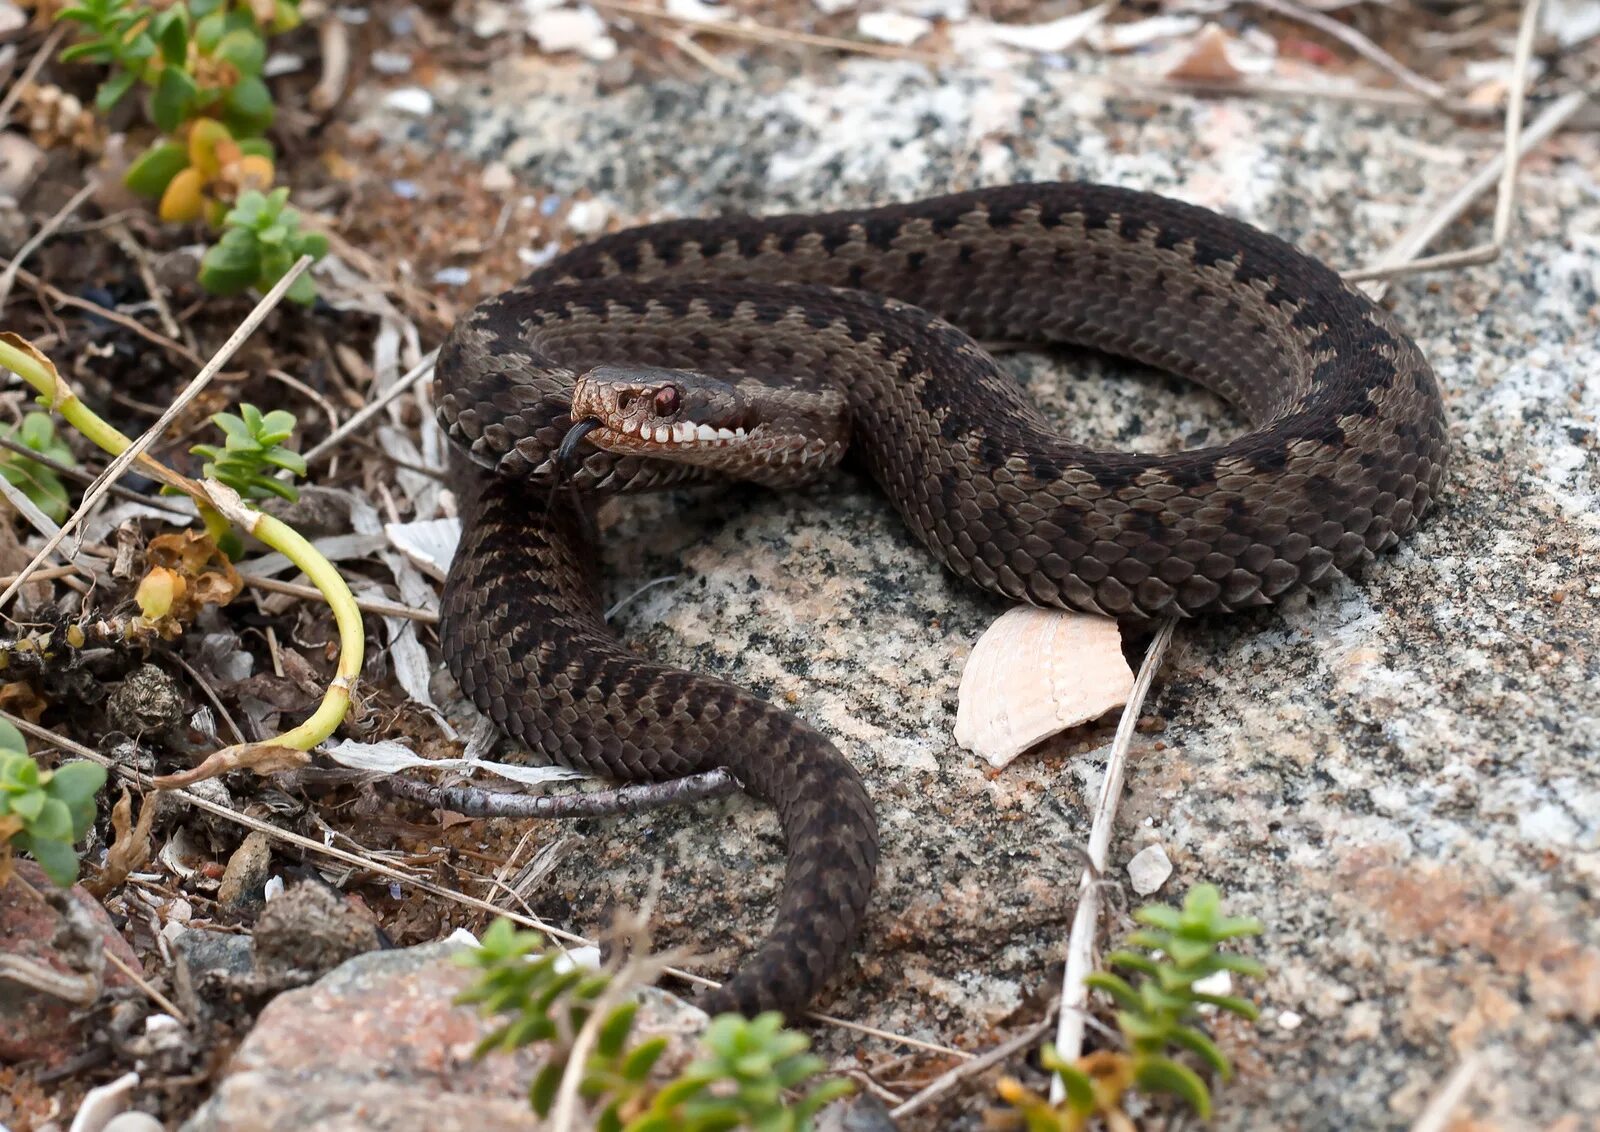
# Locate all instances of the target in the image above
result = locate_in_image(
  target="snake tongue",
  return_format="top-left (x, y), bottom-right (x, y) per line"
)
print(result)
top-left (555, 417), bottom-right (604, 471)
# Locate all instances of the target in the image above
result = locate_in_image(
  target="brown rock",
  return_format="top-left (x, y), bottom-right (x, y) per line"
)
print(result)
top-left (250, 880), bottom-right (382, 976)
top-left (0, 862), bottom-right (144, 1066)
top-left (216, 831), bottom-right (273, 910)
top-left (180, 941), bottom-right (706, 1132)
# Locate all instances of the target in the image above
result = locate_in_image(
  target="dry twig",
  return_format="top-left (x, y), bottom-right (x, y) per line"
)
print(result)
top-left (0, 257), bottom-right (314, 612)
top-left (0, 183), bottom-right (97, 313)
top-left (1049, 618), bottom-right (1177, 1098)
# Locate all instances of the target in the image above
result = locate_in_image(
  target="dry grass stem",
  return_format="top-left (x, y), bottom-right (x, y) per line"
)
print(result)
top-left (1247, 0), bottom-right (1448, 102)
top-left (102, 946), bottom-right (188, 1025)
top-left (1409, 1053), bottom-right (1485, 1132)
top-left (1049, 617), bottom-right (1177, 1100)
top-left (890, 1004), bottom-right (1059, 1119)
top-left (0, 24), bottom-right (66, 126)
top-left (0, 258), bottom-right (208, 368)
top-left (1345, 0), bottom-right (1566, 294)
top-left (1348, 89), bottom-right (1586, 294)
top-left (590, 0), bottom-right (943, 62)
top-left (302, 350), bottom-right (439, 466)
top-left (0, 183), bottom-right (97, 312)
top-left (5, 707), bottom-right (970, 1060)
top-left (0, 256), bottom-right (314, 612)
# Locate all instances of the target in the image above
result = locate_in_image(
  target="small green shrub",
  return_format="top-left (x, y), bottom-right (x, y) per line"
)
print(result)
top-left (0, 412), bottom-right (78, 523)
top-left (59, 0), bottom-right (297, 132)
top-left (199, 190), bottom-right (328, 304)
top-left (632, 1012), bottom-right (852, 1132)
top-left (0, 721), bottom-right (107, 886)
top-left (56, 0), bottom-right (324, 300)
top-left (459, 919), bottom-right (851, 1132)
top-left (997, 885), bottom-right (1264, 1129)
top-left (191, 401), bottom-right (307, 502)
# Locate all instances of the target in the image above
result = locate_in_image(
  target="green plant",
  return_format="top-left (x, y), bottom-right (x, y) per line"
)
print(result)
top-left (126, 117), bottom-right (275, 226)
top-left (1, 333), bottom-right (364, 792)
top-left (997, 885), bottom-right (1264, 1130)
top-left (0, 721), bottom-right (107, 886)
top-left (59, 0), bottom-right (296, 132)
top-left (633, 1012), bottom-right (852, 1132)
top-left (0, 412), bottom-right (78, 523)
top-left (56, 0), bottom-right (324, 299)
top-left (190, 402), bottom-right (307, 502)
top-left (198, 190), bottom-right (327, 303)
top-left (459, 919), bottom-right (850, 1132)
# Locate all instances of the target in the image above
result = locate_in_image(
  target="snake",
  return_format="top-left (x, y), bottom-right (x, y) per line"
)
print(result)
top-left (433, 182), bottom-right (1448, 1017)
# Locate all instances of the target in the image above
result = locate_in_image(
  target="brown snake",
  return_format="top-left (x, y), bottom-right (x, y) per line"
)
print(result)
top-left (434, 183), bottom-right (1448, 1017)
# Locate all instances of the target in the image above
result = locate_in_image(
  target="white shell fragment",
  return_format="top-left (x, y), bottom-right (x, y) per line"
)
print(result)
top-left (384, 517), bottom-right (462, 581)
top-left (857, 11), bottom-right (933, 45)
top-left (1127, 843), bottom-right (1174, 895)
top-left (68, 1071), bottom-right (139, 1132)
top-left (954, 607), bottom-right (1133, 769)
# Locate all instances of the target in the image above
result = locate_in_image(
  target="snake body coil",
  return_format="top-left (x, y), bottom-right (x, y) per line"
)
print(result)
top-left (436, 183), bottom-right (1447, 1016)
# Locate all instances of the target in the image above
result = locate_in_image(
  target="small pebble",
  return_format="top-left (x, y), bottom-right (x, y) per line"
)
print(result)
top-left (262, 51), bottom-right (305, 77)
top-left (482, 161), bottom-right (515, 192)
top-left (1277, 1010), bottom-right (1303, 1030)
top-left (472, 5), bottom-right (510, 37)
top-left (1126, 843), bottom-right (1173, 895)
top-left (390, 178), bottom-right (422, 200)
top-left (519, 242), bottom-right (562, 268)
top-left (432, 266), bottom-right (473, 286)
top-left (566, 198), bottom-right (611, 235)
top-left (529, 5), bottom-right (614, 58)
top-left (217, 831), bottom-right (274, 909)
top-left (665, 0), bottom-right (729, 20)
top-left (382, 87), bottom-right (434, 116)
top-left (103, 1113), bottom-right (164, 1132)
top-left (370, 49), bottom-right (414, 75)
top-left (1193, 970), bottom-right (1233, 997)
top-left (0, 132), bottom-right (45, 200)
top-left (857, 11), bottom-right (932, 45)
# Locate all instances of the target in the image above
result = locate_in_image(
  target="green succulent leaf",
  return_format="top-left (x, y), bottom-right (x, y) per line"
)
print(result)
top-left (1192, 992), bottom-right (1261, 1021)
top-left (95, 67), bottom-right (141, 112)
top-left (150, 63), bottom-right (199, 132)
top-left (0, 719), bottom-right (27, 756)
top-left (20, 833), bottom-right (82, 886)
top-left (1133, 1055), bottom-right (1213, 1118)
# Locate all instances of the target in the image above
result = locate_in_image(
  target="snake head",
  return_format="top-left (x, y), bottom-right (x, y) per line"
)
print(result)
top-left (569, 364), bottom-right (848, 486)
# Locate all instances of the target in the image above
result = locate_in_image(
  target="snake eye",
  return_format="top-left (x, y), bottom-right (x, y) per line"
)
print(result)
top-left (653, 386), bottom-right (681, 417)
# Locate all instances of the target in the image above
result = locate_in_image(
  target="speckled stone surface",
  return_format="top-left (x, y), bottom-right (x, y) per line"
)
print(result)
top-left (358, 56), bottom-right (1599, 1130)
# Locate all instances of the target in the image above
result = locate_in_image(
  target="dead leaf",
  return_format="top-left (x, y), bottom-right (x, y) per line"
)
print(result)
top-left (140, 529), bottom-right (243, 630)
top-left (86, 787), bottom-right (159, 897)
top-left (153, 742), bottom-right (309, 789)
top-left (0, 682), bottom-right (48, 723)
top-left (1164, 23), bottom-right (1246, 83)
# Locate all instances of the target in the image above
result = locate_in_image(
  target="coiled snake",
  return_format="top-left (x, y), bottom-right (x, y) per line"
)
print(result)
top-left (435, 183), bottom-right (1447, 1017)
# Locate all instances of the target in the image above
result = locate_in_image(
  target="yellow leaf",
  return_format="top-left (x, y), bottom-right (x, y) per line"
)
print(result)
top-left (159, 167), bottom-right (208, 223)
top-left (135, 565), bottom-right (185, 619)
top-left (187, 117), bottom-right (232, 180)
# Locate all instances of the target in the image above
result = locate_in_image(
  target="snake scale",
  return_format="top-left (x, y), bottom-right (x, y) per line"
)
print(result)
top-left (435, 183), bottom-right (1448, 1017)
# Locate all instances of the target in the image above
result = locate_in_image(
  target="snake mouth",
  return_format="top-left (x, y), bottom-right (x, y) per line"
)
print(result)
top-left (570, 364), bottom-right (765, 455)
top-left (590, 418), bottom-right (757, 449)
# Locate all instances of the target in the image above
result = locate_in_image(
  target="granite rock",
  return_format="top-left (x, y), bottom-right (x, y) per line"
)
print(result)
top-left (357, 52), bottom-right (1599, 1130)
top-left (0, 861), bottom-right (145, 1066)
top-left (179, 940), bottom-right (707, 1132)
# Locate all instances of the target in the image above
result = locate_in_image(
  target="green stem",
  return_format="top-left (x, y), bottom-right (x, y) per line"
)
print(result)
top-left (0, 332), bottom-right (363, 753)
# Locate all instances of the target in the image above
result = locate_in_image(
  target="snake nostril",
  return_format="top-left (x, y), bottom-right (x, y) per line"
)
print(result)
top-left (616, 391), bottom-right (635, 412)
